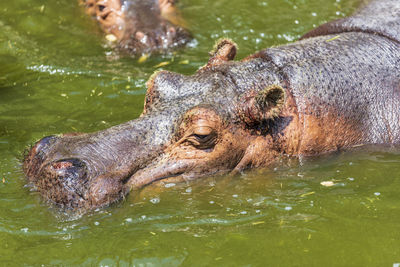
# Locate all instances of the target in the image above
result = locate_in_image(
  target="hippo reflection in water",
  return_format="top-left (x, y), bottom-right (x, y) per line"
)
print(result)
top-left (24, 0), bottom-right (400, 211)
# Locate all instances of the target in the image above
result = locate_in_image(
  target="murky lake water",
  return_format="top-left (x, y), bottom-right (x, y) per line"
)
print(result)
top-left (1, 0), bottom-right (400, 265)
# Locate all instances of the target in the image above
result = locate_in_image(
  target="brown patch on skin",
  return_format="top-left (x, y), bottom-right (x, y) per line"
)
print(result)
top-left (273, 90), bottom-right (302, 156)
top-left (128, 107), bottom-right (251, 189)
top-left (232, 136), bottom-right (278, 173)
top-left (52, 161), bottom-right (73, 170)
top-left (232, 83), bottom-right (371, 161)
top-left (236, 89), bottom-right (364, 163)
top-left (233, 88), bottom-right (301, 172)
top-left (95, 0), bottom-right (125, 40)
top-left (129, 92), bottom-right (302, 190)
top-left (298, 106), bottom-right (364, 155)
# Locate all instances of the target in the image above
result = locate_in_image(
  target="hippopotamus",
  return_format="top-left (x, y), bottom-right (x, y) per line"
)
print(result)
top-left (80, 0), bottom-right (191, 55)
top-left (23, 0), bottom-right (400, 212)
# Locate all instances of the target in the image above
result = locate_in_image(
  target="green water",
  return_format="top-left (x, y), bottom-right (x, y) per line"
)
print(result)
top-left (1, 0), bottom-right (399, 266)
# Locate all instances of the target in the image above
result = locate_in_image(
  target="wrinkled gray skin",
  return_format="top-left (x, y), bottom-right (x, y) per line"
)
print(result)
top-left (24, 0), bottom-right (400, 212)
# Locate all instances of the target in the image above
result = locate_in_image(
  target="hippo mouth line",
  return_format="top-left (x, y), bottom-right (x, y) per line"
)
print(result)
top-left (154, 172), bottom-right (184, 181)
top-left (127, 159), bottom-right (193, 189)
top-left (141, 172), bottom-right (185, 186)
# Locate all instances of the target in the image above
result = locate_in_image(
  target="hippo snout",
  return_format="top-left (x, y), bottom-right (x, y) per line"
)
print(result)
top-left (24, 135), bottom-right (91, 208)
top-left (23, 128), bottom-right (146, 211)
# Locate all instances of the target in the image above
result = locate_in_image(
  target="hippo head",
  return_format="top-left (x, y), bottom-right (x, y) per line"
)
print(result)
top-left (23, 40), bottom-right (299, 212)
top-left (81, 0), bottom-right (191, 54)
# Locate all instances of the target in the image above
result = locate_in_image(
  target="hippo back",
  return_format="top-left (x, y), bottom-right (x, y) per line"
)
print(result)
top-left (301, 0), bottom-right (400, 43)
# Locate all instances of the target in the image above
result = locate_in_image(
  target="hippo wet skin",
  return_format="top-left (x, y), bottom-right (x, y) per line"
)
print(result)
top-left (24, 0), bottom-right (400, 212)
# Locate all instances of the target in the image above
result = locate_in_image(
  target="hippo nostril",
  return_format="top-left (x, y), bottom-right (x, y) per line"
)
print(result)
top-left (52, 161), bottom-right (74, 170)
top-left (50, 158), bottom-right (88, 192)
top-left (51, 158), bottom-right (87, 173)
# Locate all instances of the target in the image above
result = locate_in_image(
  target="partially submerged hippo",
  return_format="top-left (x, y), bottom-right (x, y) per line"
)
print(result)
top-left (80, 0), bottom-right (191, 55)
top-left (24, 0), bottom-right (400, 212)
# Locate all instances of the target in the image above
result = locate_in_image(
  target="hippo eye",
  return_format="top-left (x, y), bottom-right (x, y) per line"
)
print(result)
top-left (193, 134), bottom-right (209, 140)
top-left (187, 126), bottom-right (217, 149)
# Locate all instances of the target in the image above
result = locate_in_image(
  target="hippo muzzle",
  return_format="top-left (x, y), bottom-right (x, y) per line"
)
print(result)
top-left (24, 110), bottom-right (178, 210)
top-left (24, 137), bottom-right (122, 210)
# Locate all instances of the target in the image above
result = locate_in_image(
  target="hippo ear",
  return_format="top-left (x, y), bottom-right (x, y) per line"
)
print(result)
top-left (200, 39), bottom-right (237, 70)
top-left (240, 85), bottom-right (286, 127)
top-left (210, 39), bottom-right (237, 61)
